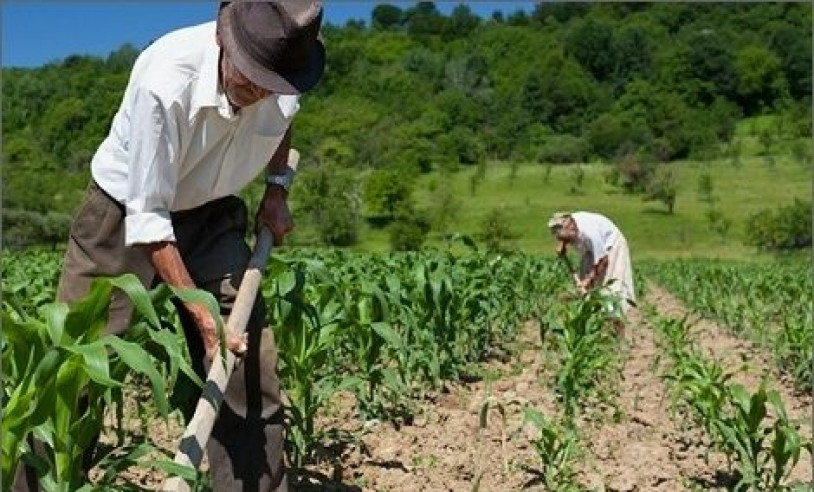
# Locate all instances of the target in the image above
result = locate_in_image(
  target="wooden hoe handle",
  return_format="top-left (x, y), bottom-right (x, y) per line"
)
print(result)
top-left (162, 227), bottom-right (273, 491)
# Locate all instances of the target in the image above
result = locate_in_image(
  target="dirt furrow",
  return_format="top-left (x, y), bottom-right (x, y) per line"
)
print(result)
top-left (647, 284), bottom-right (813, 487)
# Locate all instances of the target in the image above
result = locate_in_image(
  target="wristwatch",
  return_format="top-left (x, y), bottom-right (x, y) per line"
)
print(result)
top-left (265, 165), bottom-right (295, 191)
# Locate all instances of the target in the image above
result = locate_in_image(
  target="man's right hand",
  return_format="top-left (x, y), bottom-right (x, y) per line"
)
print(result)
top-left (555, 240), bottom-right (567, 256)
top-left (186, 302), bottom-right (248, 360)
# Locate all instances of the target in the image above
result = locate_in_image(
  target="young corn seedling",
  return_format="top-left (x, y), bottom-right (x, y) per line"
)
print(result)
top-left (263, 260), bottom-right (342, 469)
top-left (471, 394), bottom-right (509, 492)
top-left (546, 289), bottom-right (621, 419)
top-left (522, 407), bottom-right (582, 492)
top-left (716, 384), bottom-right (811, 491)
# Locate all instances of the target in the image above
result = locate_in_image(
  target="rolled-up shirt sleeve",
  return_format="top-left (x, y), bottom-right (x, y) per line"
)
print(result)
top-left (124, 87), bottom-right (182, 246)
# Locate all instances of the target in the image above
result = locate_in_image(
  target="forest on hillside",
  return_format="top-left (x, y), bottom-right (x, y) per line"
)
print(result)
top-left (2, 2), bottom-right (811, 248)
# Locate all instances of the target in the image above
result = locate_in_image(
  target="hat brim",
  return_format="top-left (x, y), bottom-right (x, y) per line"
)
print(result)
top-left (547, 212), bottom-right (571, 231)
top-left (220, 6), bottom-right (326, 95)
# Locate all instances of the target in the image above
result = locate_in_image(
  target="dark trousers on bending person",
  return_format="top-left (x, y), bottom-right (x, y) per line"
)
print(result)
top-left (12, 181), bottom-right (288, 492)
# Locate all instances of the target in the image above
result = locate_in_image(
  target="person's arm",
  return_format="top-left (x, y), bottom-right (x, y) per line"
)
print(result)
top-left (141, 241), bottom-right (247, 360)
top-left (579, 255), bottom-right (609, 291)
top-left (256, 127), bottom-right (295, 245)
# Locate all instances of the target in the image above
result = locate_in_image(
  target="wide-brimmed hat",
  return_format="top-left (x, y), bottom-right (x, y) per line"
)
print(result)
top-left (218, 0), bottom-right (326, 95)
top-left (547, 211), bottom-right (571, 232)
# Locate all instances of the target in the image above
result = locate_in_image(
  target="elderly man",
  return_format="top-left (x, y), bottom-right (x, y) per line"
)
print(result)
top-left (13, 1), bottom-right (324, 490)
top-left (548, 211), bottom-right (636, 327)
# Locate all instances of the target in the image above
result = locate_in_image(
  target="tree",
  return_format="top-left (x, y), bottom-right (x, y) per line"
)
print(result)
top-left (734, 44), bottom-right (787, 115)
top-left (403, 2), bottom-right (445, 37)
top-left (481, 207), bottom-right (516, 252)
top-left (363, 169), bottom-right (414, 220)
top-left (295, 164), bottom-right (361, 247)
top-left (389, 203), bottom-right (430, 251)
top-left (564, 17), bottom-right (615, 81)
top-left (644, 167), bottom-right (677, 214)
top-left (444, 4), bottom-right (480, 40)
top-left (371, 4), bottom-right (403, 30)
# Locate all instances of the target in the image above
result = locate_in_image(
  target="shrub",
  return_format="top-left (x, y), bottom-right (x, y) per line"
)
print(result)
top-left (480, 207), bottom-right (516, 252)
top-left (745, 199), bottom-right (811, 251)
top-left (389, 205), bottom-right (430, 251)
top-left (535, 134), bottom-right (588, 164)
top-left (2, 209), bottom-right (72, 249)
top-left (605, 152), bottom-right (655, 194)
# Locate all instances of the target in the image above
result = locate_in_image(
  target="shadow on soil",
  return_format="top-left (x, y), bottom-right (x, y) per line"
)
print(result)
top-left (688, 469), bottom-right (740, 490)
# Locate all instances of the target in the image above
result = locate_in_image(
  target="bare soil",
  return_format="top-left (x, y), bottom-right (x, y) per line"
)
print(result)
top-left (96, 284), bottom-right (813, 491)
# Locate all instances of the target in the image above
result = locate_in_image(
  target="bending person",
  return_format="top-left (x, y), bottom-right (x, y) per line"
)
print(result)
top-left (548, 211), bottom-right (636, 329)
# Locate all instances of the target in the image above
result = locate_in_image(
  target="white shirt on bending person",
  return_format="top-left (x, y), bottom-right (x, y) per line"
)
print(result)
top-left (91, 21), bottom-right (300, 247)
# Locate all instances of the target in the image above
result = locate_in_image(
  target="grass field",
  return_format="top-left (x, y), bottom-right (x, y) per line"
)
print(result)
top-left (355, 122), bottom-right (810, 260)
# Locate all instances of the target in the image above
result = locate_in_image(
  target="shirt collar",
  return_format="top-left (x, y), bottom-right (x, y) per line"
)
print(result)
top-left (192, 35), bottom-right (236, 120)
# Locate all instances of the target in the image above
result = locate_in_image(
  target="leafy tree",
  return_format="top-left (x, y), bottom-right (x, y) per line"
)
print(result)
top-left (606, 153), bottom-right (655, 194)
top-left (564, 17), bottom-right (615, 81)
top-left (644, 167), bottom-right (677, 214)
top-left (363, 169), bottom-right (414, 220)
top-left (444, 4), bottom-right (480, 40)
top-left (372, 4), bottom-right (403, 30)
top-left (676, 27), bottom-right (738, 104)
top-left (734, 44), bottom-right (787, 115)
top-left (428, 173), bottom-right (461, 235)
top-left (295, 164), bottom-right (361, 247)
top-left (403, 1), bottom-right (445, 37)
top-left (586, 112), bottom-right (650, 160)
top-left (764, 20), bottom-right (812, 101)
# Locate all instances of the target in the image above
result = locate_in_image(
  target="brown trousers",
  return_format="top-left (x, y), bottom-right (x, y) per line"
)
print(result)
top-left (13, 181), bottom-right (288, 491)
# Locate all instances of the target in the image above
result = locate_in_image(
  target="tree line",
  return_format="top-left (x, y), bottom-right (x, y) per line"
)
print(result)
top-left (2, 2), bottom-right (811, 249)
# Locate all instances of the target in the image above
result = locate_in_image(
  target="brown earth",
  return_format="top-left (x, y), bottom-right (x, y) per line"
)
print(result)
top-left (94, 284), bottom-right (813, 491)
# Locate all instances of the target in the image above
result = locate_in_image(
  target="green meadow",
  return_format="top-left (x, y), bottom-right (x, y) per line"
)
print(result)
top-left (356, 119), bottom-right (810, 260)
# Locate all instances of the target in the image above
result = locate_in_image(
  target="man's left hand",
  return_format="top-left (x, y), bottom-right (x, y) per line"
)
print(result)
top-left (256, 186), bottom-right (294, 245)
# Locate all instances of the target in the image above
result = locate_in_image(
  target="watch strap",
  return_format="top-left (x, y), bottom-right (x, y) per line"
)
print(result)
top-left (265, 165), bottom-right (295, 190)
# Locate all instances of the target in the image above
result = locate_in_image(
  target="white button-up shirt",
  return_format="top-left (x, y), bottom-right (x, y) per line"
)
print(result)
top-left (91, 21), bottom-right (299, 246)
top-left (571, 212), bottom-right (620, 264)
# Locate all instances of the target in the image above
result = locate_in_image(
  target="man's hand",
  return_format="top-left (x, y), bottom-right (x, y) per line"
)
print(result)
top-left (185, 302), bottom-right (248, 360)
top-left (555, 240), bottom-right (568, 256)
top-left (143, 241), bottom-right (249, 360)
top-left (256, 186), bottom-right (294, 245)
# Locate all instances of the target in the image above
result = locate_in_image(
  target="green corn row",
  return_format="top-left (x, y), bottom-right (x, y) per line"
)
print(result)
top-left (650, 314), bottom-right (811, 490)
top-left (640, 258), bottom-right (812, 393)
top-left (2, 271), bottom-right (208, 490)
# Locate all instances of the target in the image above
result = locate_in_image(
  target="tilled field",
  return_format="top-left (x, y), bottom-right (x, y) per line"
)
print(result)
top-left (290, 286), bottom-right (811, 491)
top-left (95, 286), bottom-right (812, 491)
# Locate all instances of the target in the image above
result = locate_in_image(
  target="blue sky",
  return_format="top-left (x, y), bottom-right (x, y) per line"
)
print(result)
top-left (1, 2), bottom-right (535, 68)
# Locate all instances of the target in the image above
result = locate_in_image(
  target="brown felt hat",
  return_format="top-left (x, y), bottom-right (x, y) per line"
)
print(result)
top-left (218, 0), bottom-right (325, 95)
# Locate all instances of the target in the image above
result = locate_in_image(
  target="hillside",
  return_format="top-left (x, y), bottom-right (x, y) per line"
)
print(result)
top-left (2, 2), bottom-right (811, 255)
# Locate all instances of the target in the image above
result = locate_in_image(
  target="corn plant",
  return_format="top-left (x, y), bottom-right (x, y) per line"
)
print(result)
top-left (2, 274), bottom-right (204, 491)
top-left (522, 407), bottom-right (582, 492)
top-left (263, 258), bottom-right (343, 468)
top-left (336, 279), bottom-right (410, 421)
top-left (544, 289), bottom-right (622, 419)
top-left (471, 395), bottom-right (509, 491)
top-left (715, 384), bottom-right (810, 491)
top-left (652, 315), bottom-right (811, 489)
